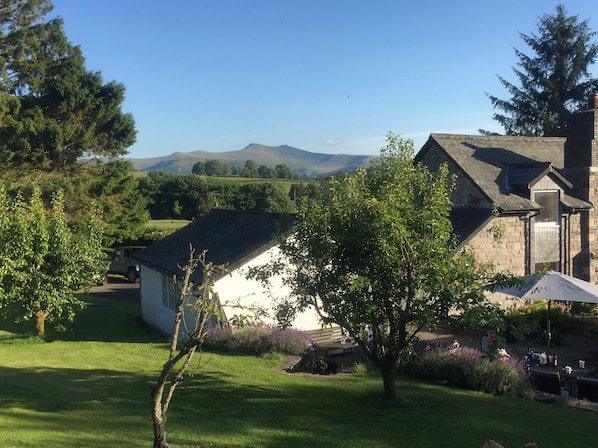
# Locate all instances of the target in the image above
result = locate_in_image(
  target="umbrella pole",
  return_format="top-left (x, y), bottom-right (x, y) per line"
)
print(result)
top-left (546, 300), bottom-right (551, 355)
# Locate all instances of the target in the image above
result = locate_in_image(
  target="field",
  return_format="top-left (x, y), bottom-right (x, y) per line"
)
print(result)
top-left (1, 295), bottom-right (596, 448)
top-left (200, 175), bottom-right (308, 190)
top-left (147, 219), bottom-right (191, 230)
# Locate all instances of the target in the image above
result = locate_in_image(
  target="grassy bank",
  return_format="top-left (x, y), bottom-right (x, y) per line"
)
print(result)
top-left (0, 295), bottom-right (595, 447)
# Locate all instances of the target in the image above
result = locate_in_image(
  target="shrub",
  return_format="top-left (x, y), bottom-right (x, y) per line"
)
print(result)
top-left (405, 340), bottom-right (533, 398)
top-left (447, 304), bottom-right (507, 335)
top-left (203, 325), bottom-right (313, 356)
top-left (504, 300), bottom-right (570, 344)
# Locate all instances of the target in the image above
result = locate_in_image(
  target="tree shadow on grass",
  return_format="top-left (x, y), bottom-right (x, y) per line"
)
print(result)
top-left (0, 365), bottom-right (158, 447)
top-left (1, 360), bottom-right (597, 448)
top-left (0, 295), bottom-right (165, 344)
top-left (57, 294), bottom-right (162, 343)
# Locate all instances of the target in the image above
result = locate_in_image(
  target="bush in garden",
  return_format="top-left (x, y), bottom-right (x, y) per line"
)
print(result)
top-left (203, 324), bottom-right (313, 356)
top-left (504, 300), bottom-right (570, 344)
top-left (405, 340), bottom-right (533, 398)
top-left (447, 304), bottom-right (507, 336)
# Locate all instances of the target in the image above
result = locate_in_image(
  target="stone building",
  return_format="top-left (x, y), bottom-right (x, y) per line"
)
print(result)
top-left (415, 94), bottom-right (598, 283)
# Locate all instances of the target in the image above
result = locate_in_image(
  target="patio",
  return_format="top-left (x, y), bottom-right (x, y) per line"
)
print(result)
top-left (418, 325), bottom-right (598, 407)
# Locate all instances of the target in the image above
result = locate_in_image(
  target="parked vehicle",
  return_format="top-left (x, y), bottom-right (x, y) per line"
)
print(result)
top-left (108, 246), bottom-right (146, 282)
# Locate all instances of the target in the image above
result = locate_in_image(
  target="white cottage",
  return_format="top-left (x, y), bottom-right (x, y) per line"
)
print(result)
top-left (135, 209), bottom-right (321, 336)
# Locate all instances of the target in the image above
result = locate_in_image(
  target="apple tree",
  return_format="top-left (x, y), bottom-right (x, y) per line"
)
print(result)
top-left (255, 133), bottom-right (510, 400)
top-left (151, 247), bottom-right (227, 448)
top-left (0, 187), bottom-right (105, 335)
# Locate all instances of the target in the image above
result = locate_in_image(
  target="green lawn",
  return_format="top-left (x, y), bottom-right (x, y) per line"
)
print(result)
top-left (1, 296), bottom-right (596, 448)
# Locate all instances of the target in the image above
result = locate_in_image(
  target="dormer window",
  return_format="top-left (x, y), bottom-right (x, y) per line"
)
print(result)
top-left (534, 191), bottom-right (559, 224)
top-left (533, 190), bottom-right (560, 273)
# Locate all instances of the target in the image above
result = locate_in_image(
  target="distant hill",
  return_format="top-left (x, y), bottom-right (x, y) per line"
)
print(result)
top-left (126, 143), bottom-right (377, 176)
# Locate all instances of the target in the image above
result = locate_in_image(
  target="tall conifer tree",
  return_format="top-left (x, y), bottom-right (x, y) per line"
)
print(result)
top-left (0, 0), bottom-right (136, 169)
top-left (488, 4), bottom-right (598, 136)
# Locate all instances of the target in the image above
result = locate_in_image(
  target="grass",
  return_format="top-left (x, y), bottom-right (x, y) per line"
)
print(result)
top-left (147, 219), bottom-right (191, 230)
top-left (1, 296), bottom-right (596, 447)
top-left (200, 175), bottom-right (309, 190)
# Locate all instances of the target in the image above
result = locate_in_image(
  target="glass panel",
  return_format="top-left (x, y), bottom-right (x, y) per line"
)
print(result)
top-left (535, 191), bottom-right (558, 224)
top-left (535, 226), bottom-right (560, 262)
top-left (534, 262), bottom-right (558, 273)
top-left (162, 276), bottom-right (178, 311)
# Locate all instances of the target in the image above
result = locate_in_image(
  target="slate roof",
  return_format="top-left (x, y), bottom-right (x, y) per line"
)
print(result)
top-left (135, 209), bottom-right (296, 284)
top-left (417, 133), bottom-right (590, 213)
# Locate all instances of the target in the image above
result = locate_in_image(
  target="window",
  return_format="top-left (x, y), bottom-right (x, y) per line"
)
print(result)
top-left (535, 262), bottom-right (558, 273)
top-left (162, 275), bottom-right (179, 311)
top-left (534, 191), bottom-right (559, 224)
top-left (533, 190), bottom-right (560, 273)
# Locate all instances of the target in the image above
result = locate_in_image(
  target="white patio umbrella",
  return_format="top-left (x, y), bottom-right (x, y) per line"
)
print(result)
top-left (494, 270), bottom-right (598, 353)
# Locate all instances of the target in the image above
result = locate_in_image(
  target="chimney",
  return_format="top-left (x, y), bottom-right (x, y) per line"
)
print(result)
top-left (563, 94), bottom-right (598, 283)
top-left (564, 94), bottom-right (598, 168)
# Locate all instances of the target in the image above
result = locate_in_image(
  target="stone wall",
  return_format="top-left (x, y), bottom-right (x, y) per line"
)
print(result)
top-left (464, 211), bottom-right (585, 278)
top-left (586, 168), bottom-right (598, 282)
top-left (464, 214), bottom-right (528, 275)
top-left (563, 95), bottom-right (598, 282)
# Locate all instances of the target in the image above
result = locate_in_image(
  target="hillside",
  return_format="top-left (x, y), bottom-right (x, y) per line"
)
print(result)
top-left (126, 143), bottom-right (377, 176)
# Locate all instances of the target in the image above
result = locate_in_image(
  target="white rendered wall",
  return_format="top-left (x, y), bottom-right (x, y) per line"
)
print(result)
top-left (139, 246), bottom-right (322, 335)
top-left (215, 246), bottom-right (321, 331)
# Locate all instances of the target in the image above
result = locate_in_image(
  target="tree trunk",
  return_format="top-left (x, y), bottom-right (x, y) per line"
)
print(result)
top-left (151, 387), bottom-right (169, 448)
top-left (381, 365), bottom-right (397, 401)
top-left (357, 339), bottom-right (398, 401)
top-left (34, 310), bottom-right (46, 335)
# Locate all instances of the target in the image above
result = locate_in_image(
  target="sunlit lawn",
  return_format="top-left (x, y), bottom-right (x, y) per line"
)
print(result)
top-left (147, 219), bottom-right (191, 231)
top-left (1, 295), bottom-right (596, 448)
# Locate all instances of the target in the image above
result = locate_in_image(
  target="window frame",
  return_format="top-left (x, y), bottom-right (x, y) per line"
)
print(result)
top-left (162, 275), bottom-right (179, 312)
top-left (534, 190), bottom-right (560, 226)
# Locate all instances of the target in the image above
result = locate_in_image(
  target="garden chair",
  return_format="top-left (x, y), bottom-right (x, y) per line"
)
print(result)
top-left (530, 369), bottom-right (563, 395)
top-left (576, 376), bottom-right (598, 401)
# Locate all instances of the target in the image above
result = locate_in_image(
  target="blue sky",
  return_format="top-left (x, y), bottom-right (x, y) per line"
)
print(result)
top-left (51, 1), bottom-right (598, 159)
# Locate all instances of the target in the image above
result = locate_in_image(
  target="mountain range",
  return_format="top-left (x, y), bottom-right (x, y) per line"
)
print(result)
top-left (126, 143), bottom-right (377, 176)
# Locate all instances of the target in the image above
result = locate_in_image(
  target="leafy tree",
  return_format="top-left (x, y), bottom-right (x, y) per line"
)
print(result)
top-left (89, 160), bottom-right (149, 245)
top-left (139, 172), bottom-right (304, 218)
top-left (274, 163), bottom-right (294, 179)
top-left (242, 159), bottom-right (258, 178)
top-left (250, 134), bottom-right (510, 400)
top-left (139, 171), bottom-right (211, 220)
top-left (0, 0), bottom-right (136, 169)
top-left (151, 247), bottom-right (227, 448)
top-left (172, 200), bottom-right (182, 218)
top-left (0, 187), bottom-right (105, 335)
top-left (487, 4), bottom-right (598, 136)
top-left (232, 183), bottom-right (295, 213)
top-left (258, 164), bottom-right (274, 178)
top-left (289, 182), bottom-right (323, 203)
top-left (193, 160), bottom-right (300, 179)
top-left (203, 159), bottom-right (229, 176)
top-left (1, 160), bottom-right (149, 247)
top-left (191, 161), bottom-right (205, 175)
top-left (229, 165), bottom-right (242, 176)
